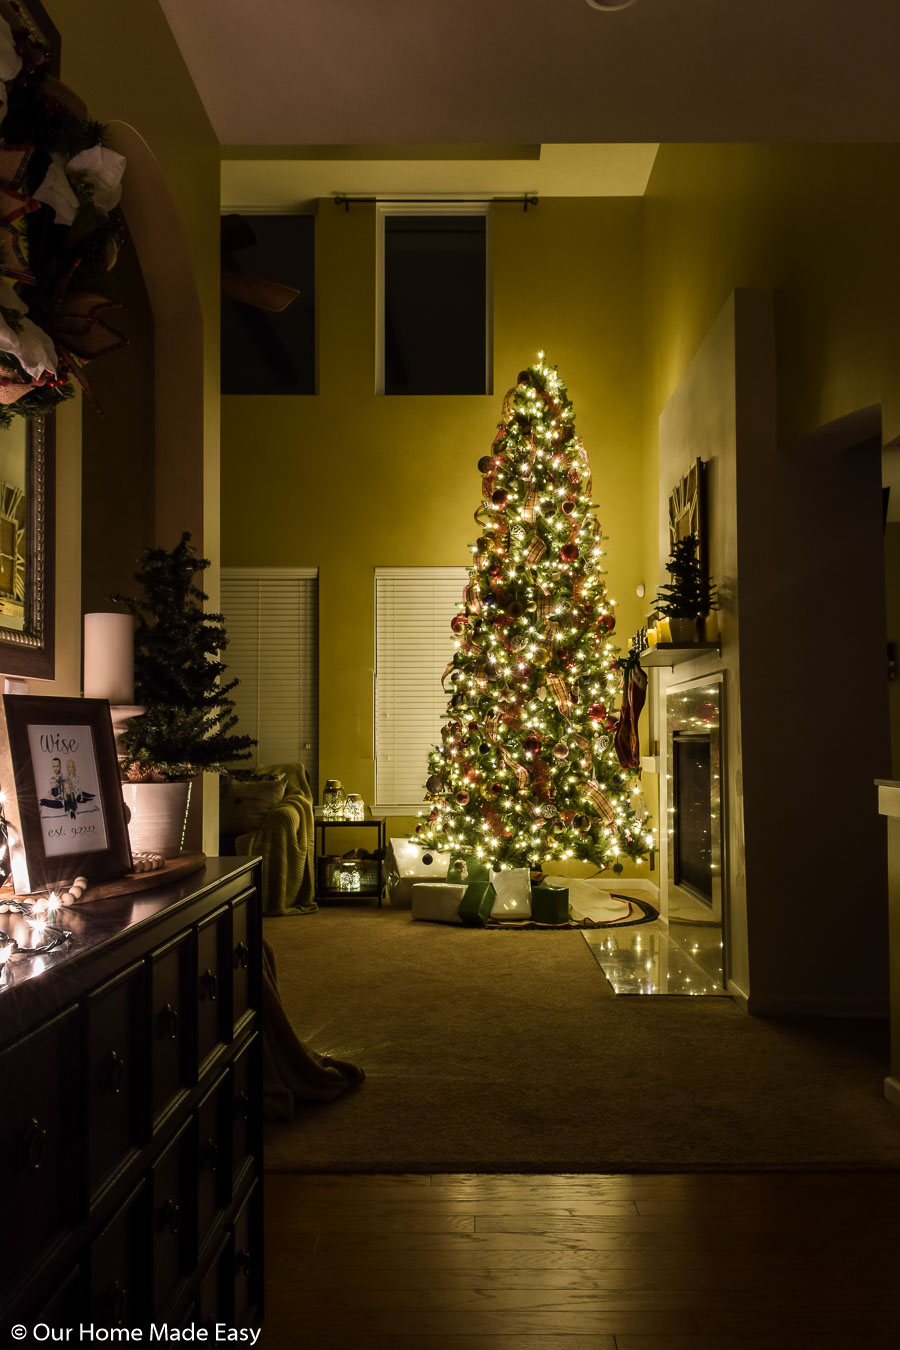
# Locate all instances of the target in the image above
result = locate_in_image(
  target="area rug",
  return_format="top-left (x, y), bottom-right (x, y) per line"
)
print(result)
top-left (263, 905), bottom-right (900, 1174)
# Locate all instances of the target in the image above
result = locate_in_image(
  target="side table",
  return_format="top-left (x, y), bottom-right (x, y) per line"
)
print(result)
top-left (314, 813), bottom-right (385, 905)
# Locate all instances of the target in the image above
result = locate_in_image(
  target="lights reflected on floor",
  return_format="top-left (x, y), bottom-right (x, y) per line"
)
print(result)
top-left (583, 918), bottom-right (726, 995)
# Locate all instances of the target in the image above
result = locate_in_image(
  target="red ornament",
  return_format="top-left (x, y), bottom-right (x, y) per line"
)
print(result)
top-left (562, 499), bottom-right (577, 516)
top-left (467, 721), bottom-right (479, 733)
top-left (582, 601), bottom-right (595, 617)
top-left (455, 790), bottom-right (470, 806)
top-left (560, 542), bottom-right (579, 563)
top-left (588, 702), bottom-right (607, 722)
top-left (492, 488), bottom-right (509, 508)
top-left (490, 781), bottom-right (504, 796)
top-left (597, 614), bottom-right (616, 635)
top-left (478, 455), bottom-right (494, 473)
top-left (522, 734), bottom-right (541, 754)
top-left (450, 614), bottom-right (468, 634)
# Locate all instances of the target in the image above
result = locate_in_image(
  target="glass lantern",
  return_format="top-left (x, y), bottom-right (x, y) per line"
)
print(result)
top-left (344, 793), bottom-right (365, 821)
top-left (338, 860), bottom-right (361, 892)
top-left (322, 779), bottom-right (346, 821)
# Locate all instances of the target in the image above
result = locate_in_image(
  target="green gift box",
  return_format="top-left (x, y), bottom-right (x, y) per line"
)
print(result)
top-left (448, 854), bottom-right (490, 886)
top-left (458, 880), bottom-right (496, 927)
top-left (530, 883), bottom-right (570, 925)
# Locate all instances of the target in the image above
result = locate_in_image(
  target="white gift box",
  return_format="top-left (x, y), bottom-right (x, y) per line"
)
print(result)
top-left (411, 881), bottom-right (467, 924)
top-left (386, 837), bottom-right (451, 908)
top-left (489, 867), bottom-right (532, 918)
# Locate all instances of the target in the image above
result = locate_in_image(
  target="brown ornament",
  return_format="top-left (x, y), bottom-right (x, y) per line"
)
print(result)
top-left (492, 488), bottom-right (509, 508)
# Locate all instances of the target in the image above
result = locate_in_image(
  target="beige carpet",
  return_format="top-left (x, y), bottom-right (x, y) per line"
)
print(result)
top-left (263, 905), bottom-right (900, 1173)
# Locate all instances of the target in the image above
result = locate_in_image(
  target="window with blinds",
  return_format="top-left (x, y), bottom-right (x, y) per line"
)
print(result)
top-left (374, 566), bottom-right (469, 811)
top-left (220, 568), bottom-right (318, 794)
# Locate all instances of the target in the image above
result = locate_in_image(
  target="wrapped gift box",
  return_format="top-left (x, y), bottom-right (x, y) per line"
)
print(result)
top-left (457, 880), bottom-right (496, 927)
top-left (489, 866), bottom-right (532, 918)
top-left (530, 883), bottom-right (571, 925)
top-left (386, 837), bottom-right (450, 907)
top-left (411, 881), bottom-right (467, 923)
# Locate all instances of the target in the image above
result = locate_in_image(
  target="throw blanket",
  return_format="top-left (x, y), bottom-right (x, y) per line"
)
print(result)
top-left (262, 938), bottom-right (365, 1120)
top-left (236, 762), bottom-right (317, 916)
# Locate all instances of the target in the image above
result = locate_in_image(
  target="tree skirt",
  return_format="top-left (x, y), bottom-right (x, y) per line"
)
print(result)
top-left (491, 876), bottom-right (658, 929)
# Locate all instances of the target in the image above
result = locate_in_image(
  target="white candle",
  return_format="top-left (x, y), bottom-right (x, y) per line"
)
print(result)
top-left (83, 612), bottom-right (135, 704)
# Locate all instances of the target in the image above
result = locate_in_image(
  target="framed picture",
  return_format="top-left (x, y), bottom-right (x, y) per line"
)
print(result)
top-left (0, 693), bottom-right (132, 893)
top-left (668, 457), bottom-right (707, 575)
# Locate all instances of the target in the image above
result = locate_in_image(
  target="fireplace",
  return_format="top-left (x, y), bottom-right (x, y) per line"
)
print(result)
top-left (672, 731), bottom-right (713, 904)
top-left (666, 674), bottom-right (724, 925)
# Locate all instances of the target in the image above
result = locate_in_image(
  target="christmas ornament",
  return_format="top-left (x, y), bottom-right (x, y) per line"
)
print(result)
top-left (597, 614), bottom-right (615, 635)
top-left (588, 702), bottom-right (607, 721)
top-left (510, 636), bottom-right (528, 652)
top-left (426, 774), bottom-right (444, 794)
top-left (522, 734), bottom-right (541, 754)
top-left (455, 790), bottom-right (470, 806)
top-left (450, 614), bottom-right (468, 634)
top-left (594, 735), bottom-right (611, 753)
top-left (492, 488), bottom-right (508, 507)
top-left (552, 742), bottom-right (569, 760)
top-left (560, 542), bottom-right (579, 563)
top-left (541, 803), bottom-right (557, 819)
top-left (562, 500), bottom-right (576, 516)
top-left (477, 455), bottom-right (493, 473)
top-left (572, 814), bottom-right (591, 833)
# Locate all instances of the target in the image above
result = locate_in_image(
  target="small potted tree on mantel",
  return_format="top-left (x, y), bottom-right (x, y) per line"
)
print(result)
top-left (654, 532), bottom-right (718, 644)
top-left (112, 533), bottom-right (255, 857)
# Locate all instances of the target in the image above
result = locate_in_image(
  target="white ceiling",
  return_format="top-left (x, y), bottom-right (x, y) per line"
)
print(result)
top-left (160, 0), bottom-right (900, 147)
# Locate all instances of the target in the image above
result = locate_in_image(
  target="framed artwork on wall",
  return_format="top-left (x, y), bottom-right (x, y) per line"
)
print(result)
top-left (668, 456), bottom-right (708, 575)
top-left (0, 694), bottom-right (131, 893)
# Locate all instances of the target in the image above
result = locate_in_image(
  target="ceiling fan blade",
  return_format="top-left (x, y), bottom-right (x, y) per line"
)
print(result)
top-left (221, 268), bottom-right (300, 312)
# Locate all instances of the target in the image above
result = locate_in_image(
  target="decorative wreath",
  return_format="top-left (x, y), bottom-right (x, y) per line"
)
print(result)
top-left (0, 5), bottom-right (126, 427)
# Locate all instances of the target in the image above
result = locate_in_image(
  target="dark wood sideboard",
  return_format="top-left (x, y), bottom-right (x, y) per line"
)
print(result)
top-left (0, 857), bottom-right (263, 1336)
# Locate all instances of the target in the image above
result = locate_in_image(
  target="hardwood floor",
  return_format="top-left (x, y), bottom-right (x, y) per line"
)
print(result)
top-left (263, 1171), bottom-right (900, 1348)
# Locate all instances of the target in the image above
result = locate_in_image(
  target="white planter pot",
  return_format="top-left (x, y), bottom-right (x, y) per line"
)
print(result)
top-left (122, 780), bottom-right (192, 858)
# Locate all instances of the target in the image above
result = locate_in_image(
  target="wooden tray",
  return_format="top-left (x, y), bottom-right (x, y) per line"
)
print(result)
top-left (0, 852), bottom-right (207, 904)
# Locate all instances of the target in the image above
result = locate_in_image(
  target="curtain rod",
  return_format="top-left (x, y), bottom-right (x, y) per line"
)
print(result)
top-left (333, 193), bottom-right (538, 212)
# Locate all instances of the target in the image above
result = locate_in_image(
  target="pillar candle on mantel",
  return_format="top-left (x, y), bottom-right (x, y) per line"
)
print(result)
top-left (83, 612), bottom-right (134, 704)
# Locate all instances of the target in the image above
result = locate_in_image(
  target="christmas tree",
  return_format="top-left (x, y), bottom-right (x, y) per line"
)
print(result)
top-left (112, 533), bottom-right (256, 781)
top-left (416, 356), bottom-right (653, 873)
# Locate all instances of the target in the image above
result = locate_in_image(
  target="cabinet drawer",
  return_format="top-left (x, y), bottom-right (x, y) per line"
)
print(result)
top-left (151, 1117), bottom-right (196, 1317)
top-left (0, 1007), bottom-right (81, 1278)
top-left (194, 1232), bottom-right (232, 1332)
top-left (87, 962), bottom-right (146, 1197)
top-left (196, 1072), bottom-right (231, 1244)
top-left (151, 934), bottom-right (194, 1123)
top-left (231, 1034), bottom-right (259, 1187)
top-left (232, 1179), bottom-right (263, 1326)
top-left (197, 907), bottom-right (230, 1068)
top-left (231, 889), bottom-right (258, 1034)
top-left (89, 1182), bottom-right (147, 1328)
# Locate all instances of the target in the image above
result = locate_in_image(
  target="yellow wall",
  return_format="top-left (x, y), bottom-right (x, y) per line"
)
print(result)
top-left (642, 143), bottom-right (900, 594)
top-left (40, 0), bottom-right (221, 699)
top-left (221, 199), bottom-right (648, 841)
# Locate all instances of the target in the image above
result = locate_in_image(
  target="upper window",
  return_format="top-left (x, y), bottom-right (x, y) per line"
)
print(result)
top-left (221, 213), bottom-right (316, 395)
top-left (377, 205), bottom-right (491, 396)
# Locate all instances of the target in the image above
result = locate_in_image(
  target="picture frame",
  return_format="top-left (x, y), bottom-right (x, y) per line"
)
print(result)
top-left (0, 693), bottom-right (131, 893)
top-left (668, 456), bottom-right (707, 577)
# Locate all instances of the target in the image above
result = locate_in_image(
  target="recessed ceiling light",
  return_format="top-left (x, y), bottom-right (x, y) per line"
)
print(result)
top-left (585, 0), bottom-right (637, 9)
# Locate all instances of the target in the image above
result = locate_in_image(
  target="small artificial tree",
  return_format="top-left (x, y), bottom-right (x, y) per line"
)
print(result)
top-left (112, 533), bottom-right (255, 781)
top-left (654, 533), bottom-right (717, 620)
top-left (415, 356), bottom-right (653, 874)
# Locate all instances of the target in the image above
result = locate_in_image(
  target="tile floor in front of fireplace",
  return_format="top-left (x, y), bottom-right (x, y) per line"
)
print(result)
top-left (583, 913), bottom-right (727, 996)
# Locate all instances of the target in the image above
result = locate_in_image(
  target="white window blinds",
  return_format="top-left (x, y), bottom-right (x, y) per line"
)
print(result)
top-left (220, 569), bottom-right (318, 794)
top-left (374, 566), bottom-right (469, 810)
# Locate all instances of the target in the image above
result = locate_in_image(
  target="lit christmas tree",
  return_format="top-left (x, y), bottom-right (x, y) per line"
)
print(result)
top-left (417, 356), bottom-right (653, 873)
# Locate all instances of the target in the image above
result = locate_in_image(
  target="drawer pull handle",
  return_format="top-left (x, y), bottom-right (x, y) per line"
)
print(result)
top-left (104, 1280), bottom-right (127, 1324)
top-left (235, 1090), bottom-right (250, 1123)
top-left (163, 1198), bottom-right (181, 1234)
top-left (159, 1002), bottom-right (179, 1040)
top-left (236, 1247), bottom-right (252, 1277)
top-left (200, 968), bottom-right (218, 1002)
top-left (234, 940), bottom-right (249, 970)
top-left (203, 1139), bottom-right (219, 1173)
top-left (104, 1050), bottom-right (126, 1095)
top-left (22, 1117), bottom-right (47, 1170)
